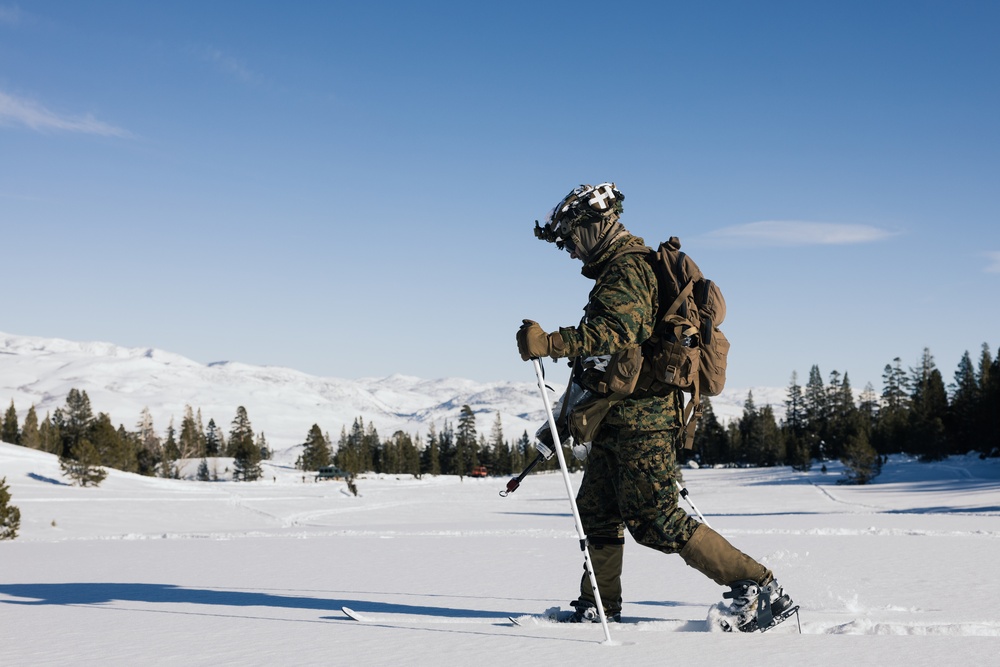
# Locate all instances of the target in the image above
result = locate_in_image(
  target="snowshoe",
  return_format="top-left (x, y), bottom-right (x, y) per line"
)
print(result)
top-left (565, 599), bottom-right (621, 624)
top-left (717, 578), bottom-right (798, 633)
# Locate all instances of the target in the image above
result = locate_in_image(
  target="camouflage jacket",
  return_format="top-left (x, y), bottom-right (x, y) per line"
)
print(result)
top-left (555, 233), bottom-right (681, 431)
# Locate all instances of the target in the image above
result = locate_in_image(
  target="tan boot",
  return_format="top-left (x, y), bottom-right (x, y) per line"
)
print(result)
top-left (679, 524), bottom-right (772, 587)
top-left (578, 538), bottom-right (624, 617)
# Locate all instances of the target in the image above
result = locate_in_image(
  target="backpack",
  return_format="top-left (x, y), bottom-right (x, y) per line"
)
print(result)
top-left (638, 237), bottom-right (730, 448)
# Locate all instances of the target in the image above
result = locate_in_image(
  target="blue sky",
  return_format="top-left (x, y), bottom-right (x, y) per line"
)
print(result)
top-left (2, 1), bottom-right (998, 397)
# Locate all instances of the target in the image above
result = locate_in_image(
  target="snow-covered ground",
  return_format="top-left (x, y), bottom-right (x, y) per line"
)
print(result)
top-left (2, 442), bottom-right (998, 666)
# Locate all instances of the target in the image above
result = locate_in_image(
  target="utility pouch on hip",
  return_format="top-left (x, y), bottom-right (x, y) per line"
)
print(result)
top-left (568, 397), bottom-right (614, 445)
top-left (596, 346), bottom-right (644, 397)
top-left (569, 347), bottom-right (644, 445)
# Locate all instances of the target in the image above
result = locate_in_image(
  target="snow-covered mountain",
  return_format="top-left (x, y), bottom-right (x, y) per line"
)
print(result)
top-left (0, 332), bottom-right (784, 458)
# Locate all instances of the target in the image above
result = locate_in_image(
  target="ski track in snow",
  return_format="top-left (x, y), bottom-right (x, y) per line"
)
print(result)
top-left (820, 619), bottom-right (1000, 636)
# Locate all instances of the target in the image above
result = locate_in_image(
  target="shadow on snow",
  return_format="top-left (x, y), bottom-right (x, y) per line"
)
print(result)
top-left (0, 582), bottom-right (515, 619)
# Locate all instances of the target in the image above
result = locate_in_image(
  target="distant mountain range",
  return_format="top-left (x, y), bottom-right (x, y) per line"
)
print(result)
top-left (0, 332), bottom-right (786, 456)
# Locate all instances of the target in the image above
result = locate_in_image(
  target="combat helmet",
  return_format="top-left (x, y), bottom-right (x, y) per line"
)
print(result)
top-left (534, 183), bottom-right (625, 261)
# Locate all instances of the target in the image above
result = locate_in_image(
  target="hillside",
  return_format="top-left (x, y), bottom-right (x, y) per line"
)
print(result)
top-left (1, 331), bottom-right (784, 455)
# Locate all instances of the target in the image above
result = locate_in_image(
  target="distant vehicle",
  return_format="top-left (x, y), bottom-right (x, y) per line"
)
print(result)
top-left (470, 465), bottom-right (489, 478)
top-left (315, 466), bottom-right (348, 481)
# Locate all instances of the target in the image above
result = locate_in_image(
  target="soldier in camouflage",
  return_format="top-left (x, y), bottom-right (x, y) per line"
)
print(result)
top-left (517, 183), bottom-right (794, 630)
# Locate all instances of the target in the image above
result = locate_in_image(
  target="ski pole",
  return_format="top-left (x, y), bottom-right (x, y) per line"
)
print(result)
top-left (675, 479), bottom-right (712, 528)
top-left (531, 357), bottom-right (613, 644)
top-left (499, 450), bottom-right (546, 497)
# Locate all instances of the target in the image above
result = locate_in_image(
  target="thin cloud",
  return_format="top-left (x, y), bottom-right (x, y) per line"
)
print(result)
top-left (0, 90), bottom-right (131, 137)
top-left (707, 220), bottom-right (896, 246)
top-left (985, 251), bottom-right (1000, 274)
top-left (0, 4), bottom-right (22, 25)
top-left (192, 46), bottom-right (258, 84)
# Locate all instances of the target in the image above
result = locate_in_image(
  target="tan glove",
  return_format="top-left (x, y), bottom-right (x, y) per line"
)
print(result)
top-left (516, 319), bottom-right (566, 361)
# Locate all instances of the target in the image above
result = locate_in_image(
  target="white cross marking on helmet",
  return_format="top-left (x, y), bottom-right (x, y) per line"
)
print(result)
top-left (588, 185), bottom-right (616, 211)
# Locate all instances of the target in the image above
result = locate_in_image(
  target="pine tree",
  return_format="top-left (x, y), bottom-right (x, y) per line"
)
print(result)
top-left (735, 391), bottom-right (762, 465)
top-left (204, 418), bottom-right (224, 457)
top-left (38, 412), bottom-right (61, 455)
top-left (0, 476), bottom-right (21, 540)
top-left (346, 419), bottom-right (365, 473)
top-left (135, 407), bottom-right (161, 476)
top-left (2, 400), bottom-right (19, 444)
top-left (60, 438), bottom-right (108, 487)
top-left (976, 343), bottom-right (993, 396)
top-left (783, 372), bottom-right (811, 471)
top-left (421, 424), bottom-right (441, 476)
top-left (475, 433), bottom-right (487, 471)
top-left (692, 396), bottom-right (729, 466)
top-left (334, 425), bottom-right (349, 472)
top-left (438, 421), bottom-right (456, 475)
top-left (196, 409), bottom-right (206, 455)
top-left (725, 421), bottom-right (740, 462)
top-left (948, 350), bottom-right (979, 455)
top-left (784, 372), bottom-right (805, 435)
top-left (511, 430), bottom-right (530, 473)
top-left (758, 405), bottom-right (785, 466)
top-left (455, 405), bottom-right (477, 478)
top-left (300, 424), bottom-right (331, 471)
top-left (826, 370), bottom-right (859, 461)
top-left (403, 431), bottom-right (421, 475)
top-left (55, 390), bottom-right (106, 486)
top-left (841, 429), bottom-right (880, 484)
top-left (178, 405), bottom-right (205, 460)
top-left (161, 419), bottom-right (179, 478)
top-left (257, 432), bottom-right (269, 461)
top-left (909, 348), bottom-right (949, 461)
top-left (383, 431), bottom-right (419, 475)
top-left (857, 382), bottom-right (879, 437)
top-left (91, 412), bottom-right (136, 473)
top-left (983, 350), bottom-right (1000, 456)
top-left (118, 425), bottom-right (142, 471)
top-left (363, 422), bottom-right (379, 473)
top-left (974, 343), bottom-right (997, 456)
top-left (873, 358), bottom-right (910, 455)
top-left (61, 389), bottom-right (94, 458)
top-left (336, 418), bottom-right (372, 474)
top-left (20, 405), bottom-right (42, 450)
top-left (230, 406), bottom-right (261, 481)
top-left (489, 412), bottom-right (510, 476)
top-left (802, 365), bottom-right (828, 460)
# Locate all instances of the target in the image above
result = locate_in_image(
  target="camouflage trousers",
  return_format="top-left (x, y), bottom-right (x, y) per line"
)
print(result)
top-left (575, 424), bottom-right (701, 613)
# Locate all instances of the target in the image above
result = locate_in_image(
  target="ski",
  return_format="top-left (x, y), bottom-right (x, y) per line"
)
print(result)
top-left (342, 606), bottom-right (371, 622)
top-left (509, 611), bottom-right (707, 632)
top-left (508, 608), bottom-right (569, 626)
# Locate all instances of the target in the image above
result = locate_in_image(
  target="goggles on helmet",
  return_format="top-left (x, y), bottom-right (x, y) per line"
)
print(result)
top-left (534, 183), bottom-right (623, 251)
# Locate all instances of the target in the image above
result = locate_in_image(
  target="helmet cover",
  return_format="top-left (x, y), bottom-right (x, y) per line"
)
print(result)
top-left (534, 183), bottom-right (624, 252)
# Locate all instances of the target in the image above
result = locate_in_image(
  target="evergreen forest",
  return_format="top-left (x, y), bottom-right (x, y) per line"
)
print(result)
top-left (3, 344), bottom-right (998, 486)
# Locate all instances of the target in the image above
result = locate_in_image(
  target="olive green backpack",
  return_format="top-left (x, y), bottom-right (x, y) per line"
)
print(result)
top-left (565, 236), bottom-right (729, 450)
top-left (638, 236), bottom-right (730, 448)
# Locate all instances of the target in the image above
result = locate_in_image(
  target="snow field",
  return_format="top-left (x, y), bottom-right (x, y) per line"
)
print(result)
top-left (2, 443), bottom-right (999, 666)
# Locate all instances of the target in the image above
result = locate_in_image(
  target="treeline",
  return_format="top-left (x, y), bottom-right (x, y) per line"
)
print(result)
top-left (2, 389), bottom-right (273, 485)
top-left (688, 344), bottom-right (1000, 483)
top-left (6, 343), bottom-right (995, 487)
top-left (300, 404), bottom-right (575, 478)
top-left (1, 391), bottom-right (558, 485)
